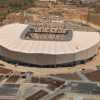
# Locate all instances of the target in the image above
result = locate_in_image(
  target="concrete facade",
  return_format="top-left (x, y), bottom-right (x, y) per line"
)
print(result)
top-left (0, 23), bottom-right (99, 66)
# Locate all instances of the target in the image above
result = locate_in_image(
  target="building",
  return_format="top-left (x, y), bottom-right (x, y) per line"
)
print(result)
top-left (0, 21), bottom-right (99, 66)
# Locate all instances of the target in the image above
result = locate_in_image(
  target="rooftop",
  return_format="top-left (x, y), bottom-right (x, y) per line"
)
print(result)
top-left (0, 23), bottom-right (99, 54)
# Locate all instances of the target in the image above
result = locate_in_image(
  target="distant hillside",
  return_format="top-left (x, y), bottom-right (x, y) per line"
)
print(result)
top-left (0, 0), bottom-right (35, 9)
top-left (0, 0), bottom-right (100, 26)
top-left (0, 0), bottom-right (36, 24)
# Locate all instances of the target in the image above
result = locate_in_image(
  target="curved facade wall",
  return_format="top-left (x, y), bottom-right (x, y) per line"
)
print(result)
top-left (0, 42), bottom-right (99, 66)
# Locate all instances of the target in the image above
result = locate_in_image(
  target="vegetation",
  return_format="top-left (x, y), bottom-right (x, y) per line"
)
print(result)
top-left (0, 0), bottom-right (100, 26)
top-left (0, 0), bottom-right (35, 11)
top-left (95, 0), bottom-right (100, 13)
top-left (96, 64), bottom-right (100, 70)
top-left (0, 0), bottom-right (36, 24)
top-left (96, 64), bottom-right (100, 67)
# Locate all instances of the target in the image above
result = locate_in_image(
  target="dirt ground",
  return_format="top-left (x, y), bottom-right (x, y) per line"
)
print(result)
top-left (0, 5), bottom-right (100, 77)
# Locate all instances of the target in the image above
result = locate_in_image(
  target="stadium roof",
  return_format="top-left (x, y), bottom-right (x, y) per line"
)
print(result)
top-left (0, 23), bottom-right (99, 54)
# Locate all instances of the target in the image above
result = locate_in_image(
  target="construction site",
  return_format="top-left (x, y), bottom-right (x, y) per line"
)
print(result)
top-left (0, 0), bottom-right (100, 100)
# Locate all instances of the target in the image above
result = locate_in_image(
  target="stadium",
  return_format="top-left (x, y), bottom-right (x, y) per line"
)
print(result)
top-left (0, 17), bottom-right (100, 67)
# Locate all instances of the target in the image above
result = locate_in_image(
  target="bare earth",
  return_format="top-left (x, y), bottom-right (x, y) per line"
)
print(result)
top-left (0, 5), bottom-right (100, 77)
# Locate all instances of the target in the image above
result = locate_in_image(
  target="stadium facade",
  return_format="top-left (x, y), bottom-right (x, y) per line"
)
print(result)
top-left (0, 23), bottom-right (99, 66)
